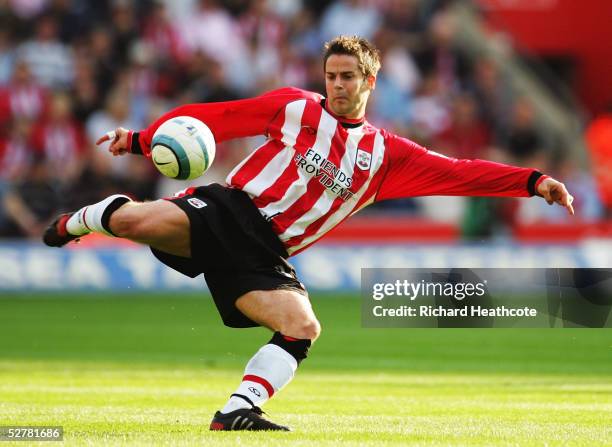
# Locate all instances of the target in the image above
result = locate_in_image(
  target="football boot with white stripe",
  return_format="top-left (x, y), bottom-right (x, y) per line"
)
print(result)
top-left (209, 406), bottom-right (290, 431)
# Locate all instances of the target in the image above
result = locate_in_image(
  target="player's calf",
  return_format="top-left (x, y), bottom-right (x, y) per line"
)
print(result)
top-left (109, 200), bottom-right (191, 257)
top-left (236, 289), bottom-right (321, 341)
top-left (109, 202), bottom-right (164, 240)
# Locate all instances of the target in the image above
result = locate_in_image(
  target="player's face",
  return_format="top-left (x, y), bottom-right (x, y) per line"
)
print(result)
top-left (324, 54), bottom-right (375, 119)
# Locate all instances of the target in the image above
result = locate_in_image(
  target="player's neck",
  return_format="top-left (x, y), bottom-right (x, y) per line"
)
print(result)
top-left (323, 99), bottom-right (366, 125)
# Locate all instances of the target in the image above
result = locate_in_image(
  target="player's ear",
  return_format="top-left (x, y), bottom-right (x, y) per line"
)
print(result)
top-left (367, 74), bottom-right (376, 90)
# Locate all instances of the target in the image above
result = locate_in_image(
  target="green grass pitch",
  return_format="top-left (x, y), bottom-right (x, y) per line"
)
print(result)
top-left (0, 293), bottom-right (610, 446)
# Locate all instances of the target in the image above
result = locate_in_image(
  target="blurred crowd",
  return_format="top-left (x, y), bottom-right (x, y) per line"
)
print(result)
top-left (0, 0), bottom-right (606, 240)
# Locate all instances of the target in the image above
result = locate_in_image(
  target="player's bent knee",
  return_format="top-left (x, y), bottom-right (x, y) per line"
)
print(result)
top-left (303, 319), bottom-right (322, 341)
top-left (281, 317), bottom-right (321, 341)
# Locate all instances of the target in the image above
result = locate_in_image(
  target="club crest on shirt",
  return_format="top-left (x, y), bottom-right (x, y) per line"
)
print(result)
top-left (356, 149), bottom-right (371, 171)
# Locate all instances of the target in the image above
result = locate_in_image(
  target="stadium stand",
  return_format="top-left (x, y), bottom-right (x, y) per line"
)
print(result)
top-left (0, 0), bottom-right (606, 241)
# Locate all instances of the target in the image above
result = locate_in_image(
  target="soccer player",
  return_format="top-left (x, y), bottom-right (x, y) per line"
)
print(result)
top-left (43, 36), bottom-right (574, 431)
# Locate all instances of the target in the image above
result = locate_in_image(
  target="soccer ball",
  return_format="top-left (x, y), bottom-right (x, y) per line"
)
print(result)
top-left (151, 116), bottom-right (216, 180)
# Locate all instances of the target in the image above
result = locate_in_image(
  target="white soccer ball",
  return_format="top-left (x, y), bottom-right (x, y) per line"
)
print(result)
top-left (151, 116), bottom-right (216, 180)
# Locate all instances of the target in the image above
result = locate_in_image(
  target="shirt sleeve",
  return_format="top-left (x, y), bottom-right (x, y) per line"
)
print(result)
top-left (376, 133), bottom-right (542, 202)
top-left (133, 87), bottom-right (321, 157)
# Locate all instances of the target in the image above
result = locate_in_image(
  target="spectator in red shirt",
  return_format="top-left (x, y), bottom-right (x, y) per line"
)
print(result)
top-left (30, 91), bottom-right (85, 185)
top-left (435, 92), bottom-right (491, 160)
top-left (0, 59), bottom-right (49, 125)
top-left (585, 106), bottom-right (612, 217)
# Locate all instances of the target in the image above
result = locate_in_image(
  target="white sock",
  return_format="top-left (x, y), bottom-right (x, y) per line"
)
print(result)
top-left (66, 194), bottom-right (131, 236)
top-left (221, 344), bottom-right (298, 414)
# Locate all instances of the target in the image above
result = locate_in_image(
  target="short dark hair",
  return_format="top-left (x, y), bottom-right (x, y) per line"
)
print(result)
top-left (323, 35), bottom-right (381, 78)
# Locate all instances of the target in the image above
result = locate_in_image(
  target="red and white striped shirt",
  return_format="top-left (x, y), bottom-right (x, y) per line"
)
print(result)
top-left (136, 87), bottom-right (538, 256)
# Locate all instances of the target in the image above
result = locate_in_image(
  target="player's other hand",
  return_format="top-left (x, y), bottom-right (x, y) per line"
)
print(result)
top-left (96, 127), bottom-right (130, 156)
top-left (537, 177), bottom-right (575, 215)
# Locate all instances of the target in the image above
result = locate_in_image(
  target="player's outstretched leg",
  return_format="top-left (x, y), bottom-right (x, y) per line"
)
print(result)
top-left (210, 290), bottom-right (320, 432)
top-left (43, 195), bottom-right (191, 257)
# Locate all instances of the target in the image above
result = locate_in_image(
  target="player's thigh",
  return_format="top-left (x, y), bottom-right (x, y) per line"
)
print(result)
top-left (110, 199), bottom-right (191, 257)
top-left (236, 289), bottom-right (321, 341)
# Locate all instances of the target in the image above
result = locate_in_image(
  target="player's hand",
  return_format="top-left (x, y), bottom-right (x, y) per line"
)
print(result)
top-left (96, 127), bottom-right (130, 156)
top-left (537, 177), bottom-right (574, 215)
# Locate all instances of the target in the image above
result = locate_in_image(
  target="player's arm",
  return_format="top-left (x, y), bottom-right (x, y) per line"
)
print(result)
top-left (96, 87), bottom-right (319, 157)
top-left (377, 134), bottom-right (574, 215)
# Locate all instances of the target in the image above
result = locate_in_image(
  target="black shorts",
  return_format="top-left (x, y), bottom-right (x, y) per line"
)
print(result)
top-left (151, 183), bottom-right (307, 328)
